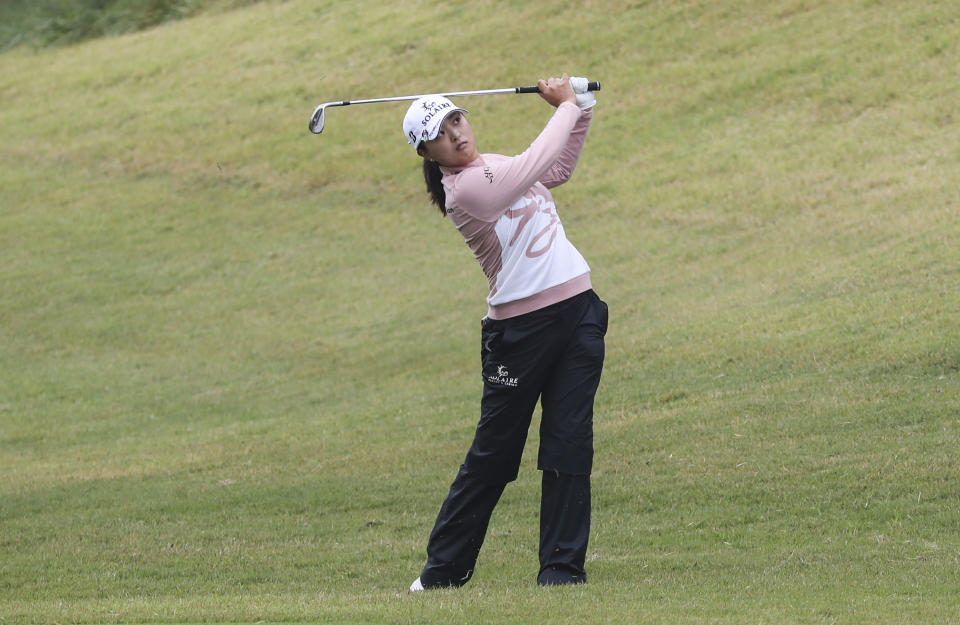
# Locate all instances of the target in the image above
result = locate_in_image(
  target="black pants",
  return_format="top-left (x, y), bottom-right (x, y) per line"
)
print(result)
top-left (418, 290), bottom-right (608, 587)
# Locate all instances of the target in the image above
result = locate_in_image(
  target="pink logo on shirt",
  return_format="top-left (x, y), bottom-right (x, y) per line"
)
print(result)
top-left (505, 195), bottom-right (561, 258)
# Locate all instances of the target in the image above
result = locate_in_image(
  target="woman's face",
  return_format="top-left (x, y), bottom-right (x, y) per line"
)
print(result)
top-left (420, 112), bottom-right (479, 168)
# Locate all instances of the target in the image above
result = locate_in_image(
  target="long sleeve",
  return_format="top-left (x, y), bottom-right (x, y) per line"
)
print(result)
top-left (443, 102), bottom-right (587, 222)
top-left (539, 107), bottom-right (593, 189)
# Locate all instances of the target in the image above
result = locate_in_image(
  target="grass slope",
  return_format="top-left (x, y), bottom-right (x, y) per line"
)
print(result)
top-left (1, 0), bottom-right (958, 623)
top-left (0, 0), bottom-right (261, 50)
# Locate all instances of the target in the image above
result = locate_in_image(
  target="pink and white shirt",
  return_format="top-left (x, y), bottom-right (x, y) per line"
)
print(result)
top-left (440, 101), bottom-right (594, 320)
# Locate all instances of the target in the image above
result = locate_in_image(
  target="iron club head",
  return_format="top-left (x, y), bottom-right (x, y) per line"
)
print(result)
top-left (309, 103), bottom-right (328, 134)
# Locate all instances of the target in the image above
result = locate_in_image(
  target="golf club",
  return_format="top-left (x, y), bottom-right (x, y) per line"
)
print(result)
top-left (308, 81), bottom-right (601, 134)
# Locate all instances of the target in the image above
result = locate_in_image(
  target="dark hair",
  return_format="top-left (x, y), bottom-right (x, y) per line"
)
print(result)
top-left (421, 158), bottom-right (446, 216)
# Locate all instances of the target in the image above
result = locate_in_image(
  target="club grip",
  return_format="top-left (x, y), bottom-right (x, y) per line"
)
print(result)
top-left (516, 81), bottom-right (601, 94)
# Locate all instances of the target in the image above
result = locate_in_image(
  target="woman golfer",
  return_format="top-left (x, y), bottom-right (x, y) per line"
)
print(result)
top-left (404, 73), bottom-right (607, 589)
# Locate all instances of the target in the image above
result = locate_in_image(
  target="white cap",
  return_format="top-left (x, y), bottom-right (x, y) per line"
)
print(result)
top-left (402, 95), bottom-right (468, 150)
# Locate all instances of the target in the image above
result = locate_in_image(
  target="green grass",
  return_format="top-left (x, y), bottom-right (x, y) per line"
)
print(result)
top-left (0, 0), bottom-right (259, 49)
top-left (2, 0), bottom-right (959, 622)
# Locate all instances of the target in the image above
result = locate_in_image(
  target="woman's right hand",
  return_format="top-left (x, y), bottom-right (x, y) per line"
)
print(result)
top-left (537, 73), bottom-right (577, 108)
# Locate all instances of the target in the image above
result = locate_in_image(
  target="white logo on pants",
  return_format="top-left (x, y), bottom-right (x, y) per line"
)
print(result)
top-left (488, 364), bottom-right (519, 387)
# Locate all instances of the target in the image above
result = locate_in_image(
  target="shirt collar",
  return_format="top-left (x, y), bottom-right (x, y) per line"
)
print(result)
top-left (439, 154), bottom-right (484, 176)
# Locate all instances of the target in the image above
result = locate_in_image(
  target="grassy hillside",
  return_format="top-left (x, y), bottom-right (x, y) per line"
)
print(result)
top-left (0, 0), bottom-right (259, 49)
top-left (1, 0), bottom-right (958, 623)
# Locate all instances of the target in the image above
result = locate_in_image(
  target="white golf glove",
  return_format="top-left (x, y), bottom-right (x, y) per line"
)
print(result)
top-left (569, 76), bottom-right (596, 110)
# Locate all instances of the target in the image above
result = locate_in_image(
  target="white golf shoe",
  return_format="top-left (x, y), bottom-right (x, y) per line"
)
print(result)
top-left (409, 577), bottom-right (425, 592)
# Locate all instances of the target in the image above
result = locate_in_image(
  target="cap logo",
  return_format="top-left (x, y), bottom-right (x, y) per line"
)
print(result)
top-left (420, 100), bottom-right (454, 128)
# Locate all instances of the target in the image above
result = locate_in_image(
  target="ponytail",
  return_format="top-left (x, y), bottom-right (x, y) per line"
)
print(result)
top-left (422, 159), bottom-right (447, 216)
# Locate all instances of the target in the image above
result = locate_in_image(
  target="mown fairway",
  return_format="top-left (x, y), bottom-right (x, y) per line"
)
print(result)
top-left (2, 0), bottom-right (958, 623)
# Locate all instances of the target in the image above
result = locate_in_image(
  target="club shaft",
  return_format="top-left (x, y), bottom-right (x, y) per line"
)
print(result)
top-left (309, 81), bottom-right (601, 133)
top-left (327, 82), bottom-right (600, 108)
top-left (330, 88), bottom-right (514, 108)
